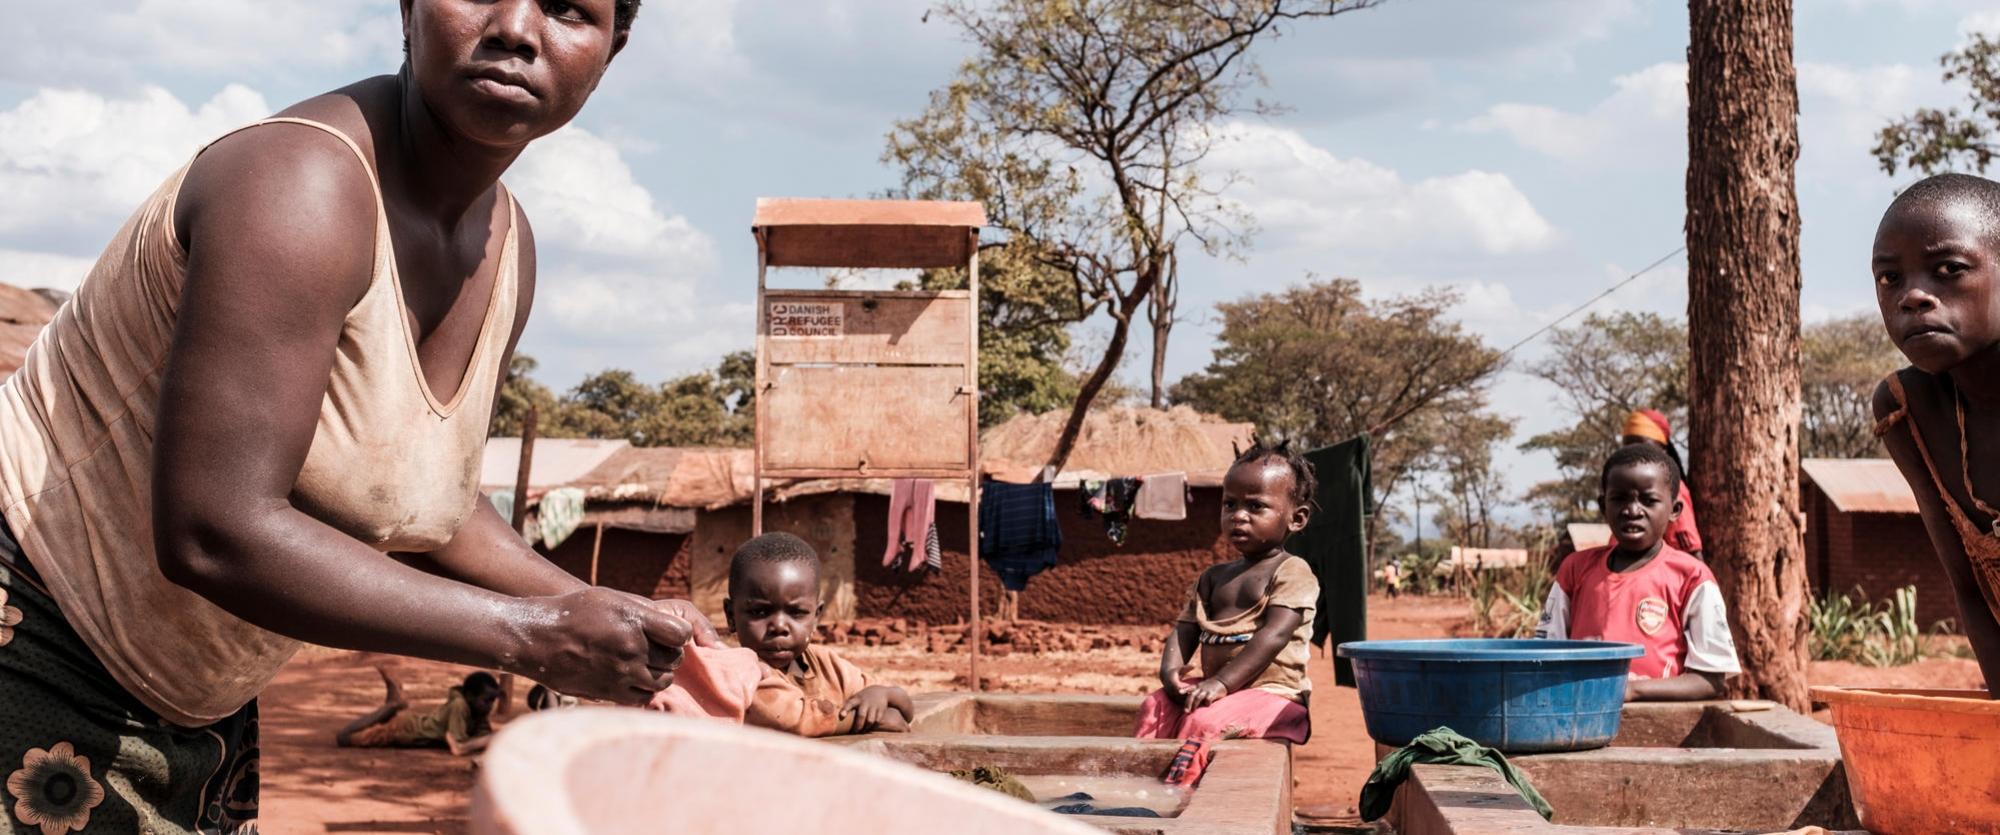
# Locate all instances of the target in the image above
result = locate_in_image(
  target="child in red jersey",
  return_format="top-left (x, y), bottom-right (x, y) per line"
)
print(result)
top-left (1535, 444), bottom-right (1740, 700)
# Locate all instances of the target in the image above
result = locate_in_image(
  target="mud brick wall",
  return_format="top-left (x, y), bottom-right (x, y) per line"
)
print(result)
top-left (1803, 482), bottom-right (1954, 629)
top-left (540, 525), bottom-right (691, 600)
top-left (852, 488), bottom-right (1232, 626)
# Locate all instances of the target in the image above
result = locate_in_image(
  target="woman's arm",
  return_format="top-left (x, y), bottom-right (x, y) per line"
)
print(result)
top-left (1876, 381), bottom-right (2000, 692)
top-left (153, 126), bottom-right (686, 705)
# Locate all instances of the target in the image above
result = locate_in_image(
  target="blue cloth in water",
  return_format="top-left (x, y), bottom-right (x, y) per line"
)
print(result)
top-left (1051, 804), bottom-right (1161, 818)
top-left (979, 482), bottom-right (1061, 591)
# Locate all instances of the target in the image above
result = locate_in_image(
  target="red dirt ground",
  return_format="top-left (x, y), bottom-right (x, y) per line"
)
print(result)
top-left (257, 594), bottom-right (1987, 833)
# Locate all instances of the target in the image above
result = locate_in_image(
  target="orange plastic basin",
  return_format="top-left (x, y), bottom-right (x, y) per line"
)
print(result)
top-left (1813, 686), bottom-right (2000, 834)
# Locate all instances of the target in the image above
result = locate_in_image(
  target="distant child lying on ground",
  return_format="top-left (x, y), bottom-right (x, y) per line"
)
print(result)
top-left (1535, 444), bottom-right (1741, 701)
top-left (1137, 442), bottom-right (1318, 745)
top-left (728, 533), bottom-right (913, 736)
top-left (336, 668), bottom-right (502, 756)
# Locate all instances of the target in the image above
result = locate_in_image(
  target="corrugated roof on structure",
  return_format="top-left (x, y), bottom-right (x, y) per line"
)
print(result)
top-left (752, 198), bottom-right (985, 269)
top-left (481, 438), bottom-right (632, 496)
top-left (1801, 458), bottom-right (1918, 515)
top-left (978, 406), bottom-right (1252, 487)
top-left (1566, 523), bottom-right (1611, 551)
top-left (1442, 547), bottom-right (1530, 572)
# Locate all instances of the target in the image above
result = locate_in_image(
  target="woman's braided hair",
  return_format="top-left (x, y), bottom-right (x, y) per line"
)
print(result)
top-left (1231, 439), bottom-right (1317, 511)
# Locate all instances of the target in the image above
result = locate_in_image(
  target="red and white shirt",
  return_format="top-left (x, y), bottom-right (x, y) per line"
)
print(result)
top-left (1535, 545), bottom-right (1741, 680)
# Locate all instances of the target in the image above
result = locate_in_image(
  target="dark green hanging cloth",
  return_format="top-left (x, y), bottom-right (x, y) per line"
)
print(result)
top-left (1286, 435), bottom-right (1372, 686)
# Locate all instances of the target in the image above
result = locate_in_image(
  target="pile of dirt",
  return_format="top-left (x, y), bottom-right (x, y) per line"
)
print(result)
top-left (815, 618), bottom-right (1166, 655)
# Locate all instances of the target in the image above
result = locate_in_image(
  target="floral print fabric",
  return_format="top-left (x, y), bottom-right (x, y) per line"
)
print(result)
top-left (0, 532), bottom-right (259, 834)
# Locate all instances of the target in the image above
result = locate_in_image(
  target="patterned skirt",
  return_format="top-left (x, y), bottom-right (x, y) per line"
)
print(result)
top-left (0, 523), bottom-right (258, 834)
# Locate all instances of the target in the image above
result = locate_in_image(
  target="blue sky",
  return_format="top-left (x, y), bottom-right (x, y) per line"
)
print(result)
top-left (3, 0), bottom-right (1995, 514)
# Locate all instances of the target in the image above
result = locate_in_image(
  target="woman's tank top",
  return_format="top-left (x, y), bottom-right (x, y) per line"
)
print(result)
top-left (1875, 369), bottom-right (2000, 623)
top-left (0, 118), bottom-right (518, 727)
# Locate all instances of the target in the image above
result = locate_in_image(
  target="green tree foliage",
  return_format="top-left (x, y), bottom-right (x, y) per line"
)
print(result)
top-left (916, 245), bottom-right (1082, 426)
top-left (1522, 311), bottom-right (1908, 522)
top-left (1875, 32), bottom-right (2000, 175)
top-left (489, 352), bottom-right (755, 447)
top-left (1520, 312), bottom-right (1689, 523)
top-left (886, 0), bottom-right (1381, 472)
top-left (1171, 277), bottom-right (1507, 534)
top-left (1802, 314), bottom-right (1905, 459)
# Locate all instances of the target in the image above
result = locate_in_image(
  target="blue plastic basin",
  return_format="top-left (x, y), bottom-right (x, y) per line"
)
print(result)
top-left (1336, 639), bottom-right (1644, 753)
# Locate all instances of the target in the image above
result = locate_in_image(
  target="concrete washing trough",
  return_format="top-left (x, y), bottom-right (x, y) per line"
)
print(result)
top-left (831, 693), bottom-right (1295, 835)
top-left (472, 695), bottom-right (1295, 835)
top-left (1385, 700), bottom-right (1864, 834)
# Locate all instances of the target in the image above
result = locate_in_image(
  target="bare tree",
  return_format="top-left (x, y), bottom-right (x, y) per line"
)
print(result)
top-left (887, 0), bottom-right (1383, 473)
top-left (1687, 0), bottom-right (1810, 710)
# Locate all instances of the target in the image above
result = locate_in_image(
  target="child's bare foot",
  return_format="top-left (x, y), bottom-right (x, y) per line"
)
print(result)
top-left (377, 666), bottom-right (408, 713)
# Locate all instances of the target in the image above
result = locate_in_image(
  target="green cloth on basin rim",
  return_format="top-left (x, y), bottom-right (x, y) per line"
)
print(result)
top-left (1358, 727), bottom-right (1553, 822)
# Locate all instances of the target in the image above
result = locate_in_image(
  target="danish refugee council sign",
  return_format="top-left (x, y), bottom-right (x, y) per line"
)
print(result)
top-left (769, 301), bottom-right (845, 339)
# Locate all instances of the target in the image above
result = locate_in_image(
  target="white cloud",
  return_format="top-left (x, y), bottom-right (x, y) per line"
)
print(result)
top-left (509, 125), bottom-right (716, 265)
top-left (1208, 121), bottom-right (1557, 256)
top-left (0, 249), bottom-right (95, 293)
top-left (1459, 63), bottom-right (1686, 166)
top-left (1, 0), bottom-right (399, 86)
top-left (1962, 10), bottom-right (2000, 36)
top-left (0, 84), bottom-right (271, 239)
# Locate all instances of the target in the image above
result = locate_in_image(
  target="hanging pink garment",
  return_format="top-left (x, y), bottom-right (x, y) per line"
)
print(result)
top-left (883, 479), bottom-right (937, 571)
top-left (647, 645), bottom-right (766, 722)
top-left (1133, 685), bottom-right (1310, 746)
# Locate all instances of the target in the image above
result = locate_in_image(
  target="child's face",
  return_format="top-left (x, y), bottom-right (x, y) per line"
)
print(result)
top-left (725, 560), bottom-right (822, 671)
top-left (1220, 461), bottom-right (1310, 557)
top-left (467, 689), bottom-right (499, 719)
top-left (1874, 198), bottom-right (2000, 374)
top-left (1600, 462), bottom-right (1680, 554)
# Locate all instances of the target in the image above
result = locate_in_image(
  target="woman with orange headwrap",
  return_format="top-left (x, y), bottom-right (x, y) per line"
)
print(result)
top-left (1621, 409), bottom-right (1703, 560)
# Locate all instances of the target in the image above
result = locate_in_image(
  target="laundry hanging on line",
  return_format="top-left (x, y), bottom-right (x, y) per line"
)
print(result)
top-left (1079, 478), bottom-right (1142, 545)
top-left (1287, 435), bottom-right (1373, 687)
top-left (537, 487), bottom-right (588, 550)
top-left (979, 481), bottom-right (1061, 591)
top-left (883, 479), bottom-right (937, 572)
top-left (1133, 472), bottom-right (1189, 521)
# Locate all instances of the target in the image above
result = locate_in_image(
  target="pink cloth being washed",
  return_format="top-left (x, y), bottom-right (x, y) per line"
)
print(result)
top-left (647, 645), bottom-right (766, 722)
top-left (883, 479), bottom-right (937, 571)
top-left (1134, 685), bottom-right (1311, 746)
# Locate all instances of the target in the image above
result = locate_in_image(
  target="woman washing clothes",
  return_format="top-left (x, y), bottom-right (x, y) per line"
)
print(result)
top-left (1620, 409), bottom-right (1703, 560)
top-left (0, 2), bottom-right (716, 831)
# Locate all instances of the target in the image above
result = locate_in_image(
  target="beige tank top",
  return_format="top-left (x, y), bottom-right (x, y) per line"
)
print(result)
top-left (0, 118), bottom-right (518, 727)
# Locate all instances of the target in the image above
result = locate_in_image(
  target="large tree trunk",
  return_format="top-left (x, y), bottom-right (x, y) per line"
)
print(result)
top-left (1150, 318), bottom-right (1171, 410)
top-left (1685, 0), bottom-right (1810, 710)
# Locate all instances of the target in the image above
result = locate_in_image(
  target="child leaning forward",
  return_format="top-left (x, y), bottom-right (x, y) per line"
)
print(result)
top-left (1136, 442), bottom-right (1318, 745)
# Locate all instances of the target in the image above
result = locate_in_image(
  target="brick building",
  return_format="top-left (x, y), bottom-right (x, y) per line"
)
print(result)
top-left (486, 407), bottom-right (1256, 627)
top-left (1800, 458), bottom-right (1956, 630)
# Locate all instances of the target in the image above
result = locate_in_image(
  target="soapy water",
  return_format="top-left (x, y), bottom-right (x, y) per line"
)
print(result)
top-left (1015, 774), bottom-right (1191, 818)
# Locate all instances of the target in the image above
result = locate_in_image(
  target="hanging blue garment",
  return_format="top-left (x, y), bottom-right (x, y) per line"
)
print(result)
top-left (978, 482), bottom-right (1061, 591)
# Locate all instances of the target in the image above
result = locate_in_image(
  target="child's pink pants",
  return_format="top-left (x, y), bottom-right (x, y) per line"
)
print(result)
top-left (1133, 685), bottom-right (1310, 745)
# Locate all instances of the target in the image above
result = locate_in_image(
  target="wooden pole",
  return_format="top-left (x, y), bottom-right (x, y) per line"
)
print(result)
top-left (510, 404), bottom-right (538, 538)
top-left (589, 521), bottom-right (605, 586)
top-left (967, 234), bottom-right (982, 693)
top-left (753, 231), bottom-right (769, 536)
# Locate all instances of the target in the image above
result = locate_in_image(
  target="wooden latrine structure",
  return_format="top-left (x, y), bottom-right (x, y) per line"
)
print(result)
top-left (750, 198), bottom-right (987, 686)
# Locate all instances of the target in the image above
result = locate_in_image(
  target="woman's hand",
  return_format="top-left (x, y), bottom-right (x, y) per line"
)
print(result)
top-left (513, 587), bottom-right (694, 705)
top-left (650, 598), bottom-right (722, 648)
